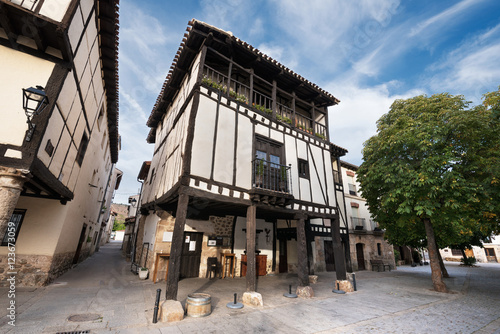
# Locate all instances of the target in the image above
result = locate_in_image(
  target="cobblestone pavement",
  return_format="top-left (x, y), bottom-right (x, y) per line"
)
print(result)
top-left (1, 242), bottom-right (499, 333)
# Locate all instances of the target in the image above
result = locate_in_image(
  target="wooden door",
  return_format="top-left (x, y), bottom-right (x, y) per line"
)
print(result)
top-left (279, 238), bottom-right (288, 273)
top-left (179, 232), bottom-right (203, 278)
top-left (324, 240), bottom-right (335, 271)
top-left (485, 248), bottom-right (497, 262)
top-left (356, 243), bottom-right (365, 270)
top-left (255, 137), bottom-right (284, 191)
top-left (73, 224), bottom-right (87, 264)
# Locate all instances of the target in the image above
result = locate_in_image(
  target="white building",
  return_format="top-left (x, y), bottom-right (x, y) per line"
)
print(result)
top-left (0, 0), bottom-right (120, 286)
top-left (136, 19), bottom-right (350, 302)
top-left (336, 160), bottom-right (395, 271)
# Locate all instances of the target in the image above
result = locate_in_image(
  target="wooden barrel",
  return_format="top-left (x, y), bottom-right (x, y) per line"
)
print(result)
top-left (186, 293), bottom-right (211, 317)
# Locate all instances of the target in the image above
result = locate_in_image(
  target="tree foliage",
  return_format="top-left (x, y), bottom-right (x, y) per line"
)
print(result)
top-left (357, 90), bottom-right (500, 291)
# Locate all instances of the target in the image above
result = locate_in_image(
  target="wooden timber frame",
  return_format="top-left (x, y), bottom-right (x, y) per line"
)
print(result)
top-left (161, 185), bottom-right (348, 300)
top-left (145, 19), bottom-right (349, 302)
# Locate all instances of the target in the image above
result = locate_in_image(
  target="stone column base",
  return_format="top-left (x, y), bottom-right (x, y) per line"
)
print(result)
top-left (242, 291), bottom-right (263, 306)
top-left (335, 279), bottom-right (354, 292)
top-left (296, 285), bottom-right (314, 298)
top-left (159, 300), bottom-right (184, 322)
top-left (309, 275), bottom-right (318, 284)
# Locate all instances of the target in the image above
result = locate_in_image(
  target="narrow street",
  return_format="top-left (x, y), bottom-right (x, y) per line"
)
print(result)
top-left (1, 241), bottom-right (499, 333)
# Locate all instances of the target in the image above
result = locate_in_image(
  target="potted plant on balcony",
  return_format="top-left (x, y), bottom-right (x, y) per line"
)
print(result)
top-left (139, 267), bottom-right (149, 280)
top-left (279, 166), bottom-right (288, 192)
top-left (255, 160), bottom-right (265, 187)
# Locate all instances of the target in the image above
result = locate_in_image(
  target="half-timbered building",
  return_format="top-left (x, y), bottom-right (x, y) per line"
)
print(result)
top-left (0, 0), bottom-right (119, 286)
top-left (139, 20), bottom-right (349, 305)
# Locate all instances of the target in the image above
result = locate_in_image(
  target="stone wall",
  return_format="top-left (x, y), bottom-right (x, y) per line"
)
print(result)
top-left (0, 251), bottom-right (74, 287)
top-left (349, 233), bottom-right (395, 271)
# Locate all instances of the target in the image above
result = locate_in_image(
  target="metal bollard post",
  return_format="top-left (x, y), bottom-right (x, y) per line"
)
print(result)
top-left (352, 273), bottom-right (357, 291)
top-left (153, 288), bottom-right (161, 323)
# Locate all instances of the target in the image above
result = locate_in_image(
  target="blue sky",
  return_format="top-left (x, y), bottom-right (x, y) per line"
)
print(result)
top-left (113, 0), bottom-right (500, 204)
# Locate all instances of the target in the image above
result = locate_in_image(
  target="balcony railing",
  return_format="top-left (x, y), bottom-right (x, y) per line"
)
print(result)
top-left (202, 65), bottom-right (328, 141)
top-left (252, 158), bottom-right (292, 194)
top-left (351, 217), bottom-right (366, 230)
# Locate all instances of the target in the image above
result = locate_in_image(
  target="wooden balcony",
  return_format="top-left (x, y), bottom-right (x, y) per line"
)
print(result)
top-left (249, 158), bottom-right (293, 206)
top-left (202, 65), bottom-right (329, 141)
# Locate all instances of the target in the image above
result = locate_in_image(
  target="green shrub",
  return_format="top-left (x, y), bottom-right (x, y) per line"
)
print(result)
top-left (461, 256), bottom-right (476, 266)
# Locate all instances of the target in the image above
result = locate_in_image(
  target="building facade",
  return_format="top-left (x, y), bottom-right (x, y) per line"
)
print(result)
top-left (337, 160), bottom-right (395, 271)
top-left (0, 0), bottom-right (119, 286)
top-left (138, 20), bottom-right (350, 301)
top-left (440, 235), bottom-right (500, 263)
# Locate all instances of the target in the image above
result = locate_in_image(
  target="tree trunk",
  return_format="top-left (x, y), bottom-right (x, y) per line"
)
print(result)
top-left (423, 218), bottom-right (448, 293)
top-left (435, 240), bottom-right (449, 278)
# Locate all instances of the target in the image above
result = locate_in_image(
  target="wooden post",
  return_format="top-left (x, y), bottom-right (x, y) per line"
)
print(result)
top-left (249, 70), bottom-right (254, 105)
top-left (296, 214), bottom-right (309, 286)
top-left (272, 79), bottom-right (277, 118)
top-left (246, 205), bottom-right (257, 291)
top-left (331, 216), bottom-right (347, 281)
top-left (165, 192), bottom-right (189, 300)
top-left (305, 219), bottom-right (315, 275)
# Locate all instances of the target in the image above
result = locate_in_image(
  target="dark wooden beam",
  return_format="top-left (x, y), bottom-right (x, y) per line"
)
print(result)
top-left (331, 215), bottom-right (347, 281)
top-left (305, 219), bottom-right (315, 275)
top-left (0, 7), bottom-right (18, 47)
top-left (295, 213), bottom-right (309, 286)
top-left (165, 192), bottom-right (189, 300)
top-left (246, 204), bottom-right (257, 292)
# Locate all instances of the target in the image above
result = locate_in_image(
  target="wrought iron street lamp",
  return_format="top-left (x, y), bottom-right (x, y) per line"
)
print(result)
top-left (23, 86), bottom-right (49, 142)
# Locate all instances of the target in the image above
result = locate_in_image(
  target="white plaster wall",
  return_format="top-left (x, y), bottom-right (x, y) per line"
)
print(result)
top-left (213, 106), bottom-right (235, 185)
top-left (143, 214), bottom-right (160, 249)
top-left (235, 114), bottom-right (253, 189)
top-left (233, 216), bottom-right (274, 264)
top-left (309, 145), bottom-right (326, 206)
top-left (0, 196), bottom-right (69, 256)
top-left (38, 0), bottom-right (72, 22)
top-left (0, 46), bottom-right (54, 147)
top-left (191, 97), bottom-right (217, 179)
top-left (284, 135), bottom-right (299, 198)
top-left (325, 151), bottom-right (336, 207)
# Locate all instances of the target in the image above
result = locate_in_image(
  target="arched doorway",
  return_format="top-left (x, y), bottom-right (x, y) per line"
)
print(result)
top-left (356, 243), bottom-right (365, 270)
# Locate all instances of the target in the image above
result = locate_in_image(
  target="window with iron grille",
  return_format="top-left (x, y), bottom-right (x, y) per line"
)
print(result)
top-left (451, 249), bottom-right (462, 256)
top-left (2, 209), bottom-right (26, 246)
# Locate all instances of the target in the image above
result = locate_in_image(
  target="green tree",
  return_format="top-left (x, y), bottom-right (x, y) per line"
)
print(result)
top-left (112, 214), bottom-right (126, 231)
top-left (357, 91), bottom-right (499, 292)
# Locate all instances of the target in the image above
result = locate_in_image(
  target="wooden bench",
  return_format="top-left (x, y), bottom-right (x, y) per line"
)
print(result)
top-left (370, 259), bottom-right (392, 272)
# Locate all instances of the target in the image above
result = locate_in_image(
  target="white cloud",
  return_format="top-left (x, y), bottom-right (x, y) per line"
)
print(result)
top-left (327, 80), bottom-right (424, 165)
top-left (409, 0), bottom-right (483, 38)
top-left (425, 23), bottom-right (500, 102)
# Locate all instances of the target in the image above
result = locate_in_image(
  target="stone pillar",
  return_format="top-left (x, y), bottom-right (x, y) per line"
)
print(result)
top-left (0, 167), bottom-right (30, 238)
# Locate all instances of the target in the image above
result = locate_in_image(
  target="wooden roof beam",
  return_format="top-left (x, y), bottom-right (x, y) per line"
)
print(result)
top-left (0, 8), bottom-right (18, 47)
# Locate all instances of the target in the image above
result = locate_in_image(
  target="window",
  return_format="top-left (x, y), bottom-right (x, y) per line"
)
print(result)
top-left (2, 210), bottom-right (26, 246)
top-left (485, 248), bottom-right (496, 257)
top-left (298, 159), bottom-right (309, 179)
top-left (451, 249), bottom-right (462, 256)
top-left (348, 183), bottom-right (357, 196)
top-left (377, 243), bottom-right (382, 256)
top-left (76, 133), bottom-right (89, 166)
top-left (44, 139), bottom-right (54, 156)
